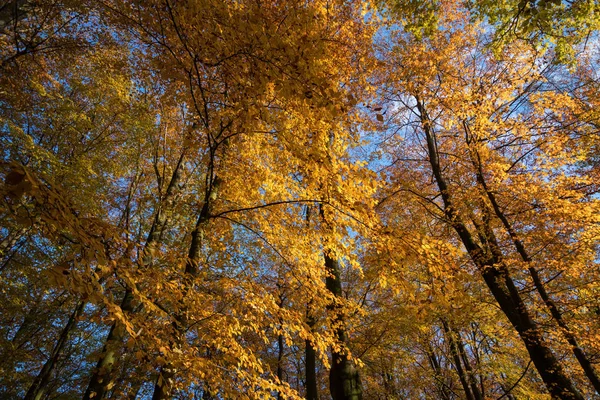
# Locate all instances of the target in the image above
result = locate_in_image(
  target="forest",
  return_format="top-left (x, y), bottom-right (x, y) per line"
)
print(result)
top-left (1, 0), bottom-right (599, 399)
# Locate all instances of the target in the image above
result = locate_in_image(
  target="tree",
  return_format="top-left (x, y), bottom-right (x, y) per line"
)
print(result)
top-left (376, 5), bottom-right (600, 397)
top-left (2, 1), bottom-right (600, 399)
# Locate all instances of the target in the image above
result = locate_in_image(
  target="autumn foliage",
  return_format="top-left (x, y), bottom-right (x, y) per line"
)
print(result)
top-left (1, 0), bottom-right (599, 399)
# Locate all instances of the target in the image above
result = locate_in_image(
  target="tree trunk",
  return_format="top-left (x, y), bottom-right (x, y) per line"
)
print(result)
top-left (151, 209), bottom-right (207, 400)
top-left (441, 320), bottom-right (475, 400)
top-left (324, 252), bottom-right (362, 400)
top-left (426, 342), bottom-right (452, 400)
top-left (442, 320), bottom-right (483, 400)
top-left (318, 201), bottom-right (362, 400)
top-left (417, 97), bottom-right (583, 400)
top-left (24, 301), bottom-right (84, 400)
top-left (473, 162), bottom-right (600, 394)
top-left (84, 153), bottom-right (185, 400)
top-left (455, 329), bottom-right (483, 400)
top-left (152, 174), bottom-right (218, 400)
top-left (305, 312), bottom-right (318, 400)
top-left (277, 332), bottom-right (285, 400)
top-left (0, 225), bottom-right (28, 271)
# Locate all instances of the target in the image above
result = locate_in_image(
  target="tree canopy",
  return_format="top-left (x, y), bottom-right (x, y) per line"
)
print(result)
top-left (1, 0), bottom-right (599, 399)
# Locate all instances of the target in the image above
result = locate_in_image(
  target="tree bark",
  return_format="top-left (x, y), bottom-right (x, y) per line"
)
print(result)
top-left (417, 97), bottom-right (583, 400)
top-left (277, 331), bottom-right (285, 400)
top-left (317, 203), bottom-right (362, 400)
top-left (24, 301), bottom-right (84, 400)
top-left (455, 329), bottom-right (483, 400)
top-left (426, 342), bottom-right (452, 400)
top-left (0, 225), bottom-right (28, 270)
top-left (441, 320), bottom-right (476, 400)
top-left (305, 312), bottom-right (319, 400)
top-left (324, 251), bottom-right (362, 400)
top-left (472, 159), bottom-right (600, 394)
top-left (442, 320), bottom-right (483, 400)
top-left (152, 174), bottom-right (218, 400)
top-left (84, 153), bottom-right (185, 400)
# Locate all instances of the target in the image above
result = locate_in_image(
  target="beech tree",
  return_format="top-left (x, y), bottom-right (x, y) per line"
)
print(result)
top-left (374, 3), bottom-right (600, 398)
top-left (2, 0), bottom-right (600, 399)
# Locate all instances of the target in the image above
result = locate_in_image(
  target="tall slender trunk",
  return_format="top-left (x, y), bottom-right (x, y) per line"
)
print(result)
top-left (0, 225), bottom-right (28, 271)
top-left (84, 152), bottom-right (185, 400)
top-left (11, 312), bottom-right (36, 348)
top-left (152, 175), bottom-right (217, 400)
top-left (277, 332), bottom-right (285, 400)
top-left (202, 387), bottom-right (213, 400)
top-left (129, 382), bottom-right (143, 400)
top-left (276, 288), bottom-right (286, 400)
top-left (471, 154), bottom-right (600, 394)
top-left (318, 204), bottom-right (362, 400)
top-left (455, 329), bottom-right (483, 400)
top-left (24, 301), bottom-right (84, 400)
top-left (426, 342), bottom-right (452, 400)
top-left (324, 251), bottom-right (362, 400)
top-left (0, 227), bottom-right (27, 254)
top-left (441, 320), bottom-right (475, 400)
top-left (442, 320), bottom-right (483, 400)
top-left (151, 208), bottom-right (207, 400)
top-left (417, 97), bottom-right (583, 400)
top-left (305, 311), bottom-right (318, 400)
top-left (106, 345), bottom-right (146, 399)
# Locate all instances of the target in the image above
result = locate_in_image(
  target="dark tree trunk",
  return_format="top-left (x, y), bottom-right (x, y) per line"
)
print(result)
top-left (473, 162), bottom-right (600, 395)
top-left (324, 252), bottom-right (362, 400)
top-left (84, 291), bottom-right (134, 400)
top-left (305, 312), bottom-right (318, 400)
top-left (442, 320), bottom-right (483, 400)
top-left (442, 320), bottom-right (475, 400)
top-left (152, 174), bottom-right (218, 400)
top-left (0, 225), bottom-right (27, 271)
top-left (319, 201), bottom-right (362, 400)
top-left (152, 210), bottom-right (207, 400)
top-left (25, 301), bottom-right (84, 400)
top-left (417, 97), bottom-right (583, 400)
top-left (85, 153), bottom-right (185, 400)
top-left (455, 329), bottom-right (483, 400)
top-left (277, 332), bottom-right (284, 400)
top-left (426, 343), bottom-right (452, 400)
